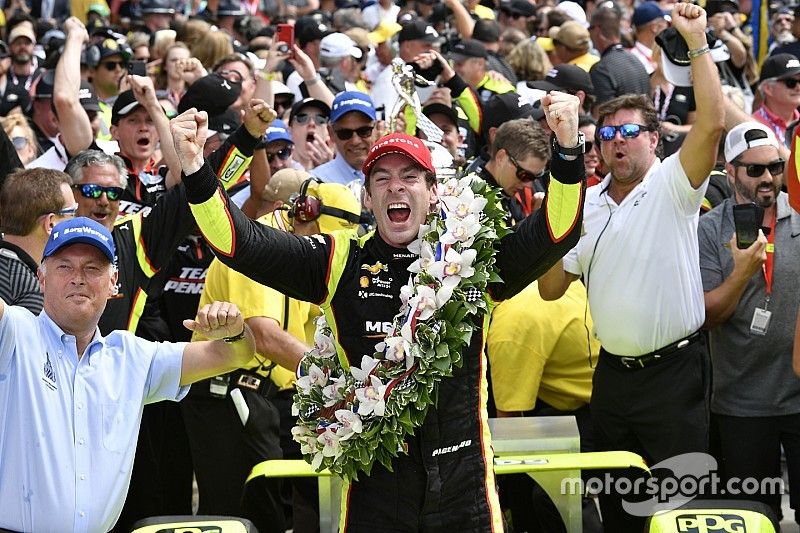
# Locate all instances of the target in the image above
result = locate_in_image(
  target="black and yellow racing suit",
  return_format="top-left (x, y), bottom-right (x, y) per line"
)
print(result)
top-left (182, 151), bottom-right (585, 532)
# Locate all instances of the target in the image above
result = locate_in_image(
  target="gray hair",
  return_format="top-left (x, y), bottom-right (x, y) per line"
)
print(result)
top-left (65, 150), bottom-right (128, 189)
top-left (320, 54), bottom-right (348, 69)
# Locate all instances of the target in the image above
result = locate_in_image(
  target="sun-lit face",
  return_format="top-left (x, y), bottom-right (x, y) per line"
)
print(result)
top-left (598, 108), bottom-right (658, 185)
top-left (38, 243), bottom-right (117, 337)
top-left (763, 77), bottom-right (800, 109)
top-left (365, 153), bottom-right (438, 248)
top-left (727, 145), bottom-right (783, 209)
top-left (330, 111), bottom-right (376, 170)
top-left (73, 164), bottom-right (124, 230)
top-left (111, 107), bottom-right (158, 167)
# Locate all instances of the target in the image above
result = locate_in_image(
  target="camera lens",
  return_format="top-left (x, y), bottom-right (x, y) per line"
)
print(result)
top-left (278, 43), bottom-right (289, 53)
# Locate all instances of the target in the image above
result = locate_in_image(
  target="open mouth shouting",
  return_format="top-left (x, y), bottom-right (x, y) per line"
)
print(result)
top-left (387, 202), bottom-right (411, 224)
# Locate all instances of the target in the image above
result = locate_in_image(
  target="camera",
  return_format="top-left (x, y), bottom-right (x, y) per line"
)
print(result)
top-left (277, 43), bottom-right (289, 54)
top-left (409, 60), bottom-right (444, 85)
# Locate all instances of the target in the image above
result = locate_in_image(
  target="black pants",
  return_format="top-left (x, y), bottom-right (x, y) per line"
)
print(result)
top-left (713, 412), bottom-right (800, 523)
top-left (114, 402), bottom-right (193, 532)
top-left (181, 385), bottom-right (286, 533)
top-left (590, 340), bottom-right (709, 533)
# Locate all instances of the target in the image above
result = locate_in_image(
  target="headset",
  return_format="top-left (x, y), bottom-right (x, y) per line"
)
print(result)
top-left (288, 178), bottom-right (361, 225)
top-left (84, 38), bottom-right (132, 69)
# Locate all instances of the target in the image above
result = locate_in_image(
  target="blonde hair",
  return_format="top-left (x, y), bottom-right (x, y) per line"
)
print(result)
top-left (506, 39), bottom-right (553, 82)
top-left (150, 29), bottom-right (177, 62)
top-left (0, 112), bottom-right (39, 161)
top-left (192, 32), bottom-right (234, 69)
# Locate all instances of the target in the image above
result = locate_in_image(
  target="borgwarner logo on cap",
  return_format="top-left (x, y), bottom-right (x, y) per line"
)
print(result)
top-left (267, 125), bottom-right (287, 134)
top-left (61, 225), bottom-right (111, 243)
top-left (334, 97), bottom-right (370, 110)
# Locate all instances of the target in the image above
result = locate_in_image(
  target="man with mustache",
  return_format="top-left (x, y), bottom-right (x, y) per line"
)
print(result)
top-left (699, 121), bottom-right (800, 525)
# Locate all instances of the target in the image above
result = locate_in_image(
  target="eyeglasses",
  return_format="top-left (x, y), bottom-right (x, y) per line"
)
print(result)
top-left (778, 78), bottom-right (800, 89)
top-left (11, 136), bottom-right (28, 150)
top-left (333, 125), bottom-right (374, 141)
top-left (73, 183), bottom-right (124, 201)
top-left (508, 153), bottom-right (547, 182)
top-left (294, 113), bottom-right (329, 125)
top-left (101, 60), bottom-right (126, 71)
top-left (267, 146), bottom-right (293, 163)
top-left (597, 123), bottom-right (653, 141)
top-left (42, 203), bottom-right (78, 218)
top-left (732, 159), bottom-right (785, 178)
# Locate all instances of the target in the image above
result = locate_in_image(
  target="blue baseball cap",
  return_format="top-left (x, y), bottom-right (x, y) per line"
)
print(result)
top-left (330, 91), bottom-right (376, 123)
top-left (43, 217), bottom-right (116, 263)
top-left (632, 2), bottom-right (668, 27)
top-left (266, 119), bottom-right (293, 144)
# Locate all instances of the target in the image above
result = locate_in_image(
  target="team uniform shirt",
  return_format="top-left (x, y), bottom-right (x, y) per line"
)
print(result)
top-left (182, 146), bottom-right (585, 531)
top-left (699, 193), bottom-right (800, 416)
top-left (117, 155), bottom-right (169, 218)
top-left (563, 153), bottom-right (708, 355)
top-left (488, 280), bottom-right (597, 413)
top-left (0, 306), bottom-right (188, 532)
top-left (0, 239), bottom-right (42, 314)
top-left (568, 52), bottom-right (600, 72)
top-left (476, 73), bottom-right (516, 103)
top-left (0, 78), bottom-right (30, 116)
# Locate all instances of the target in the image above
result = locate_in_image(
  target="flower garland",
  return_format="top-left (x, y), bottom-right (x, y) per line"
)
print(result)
top-left (291, 175), bottom-right (509, 481)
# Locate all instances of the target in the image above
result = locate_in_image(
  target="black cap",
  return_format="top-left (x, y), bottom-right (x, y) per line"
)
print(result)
top-left (450, 39), bottom-right (488, 60)
top-left (506, 0), bottom-right (536, 16)
top-left (705, 0), bottom-right (739, 16)
top-left (760, 53), bottom-right (800, 83)
top-left (296, 16), bottom-right (332, 46)
top-left (398, 19), bottom-right (442, 43)
top-left (423, 103), bottom-right (459, 127)
top-left (528, 64), bottom-right (594, 93)
top-left (472, 19), bottom-right (500, 43)
top-left (78, 80), bottom-right (100, 112)
top-left (92, 37), bottom-right (132, 64)
top-left (111, 90), bottom-right (142, 124)
top-left (33, 69), bottom-right (55, 99)
top-left (289, 97), bottom-right (331, 123)
top-left (209, 108), bottom-right (241, 135)
top-left (217, 0), bottom-right (246, 17)
top-left (482, 93), bottom-right (536, 137)
top-left (178, 73), bottom-right (242, 115)
top-left (140, 0), bottom-right (175, 15)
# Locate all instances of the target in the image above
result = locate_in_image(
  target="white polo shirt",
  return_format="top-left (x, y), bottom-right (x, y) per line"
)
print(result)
top-left (0, 306), bottom-right (189, 532)
top-left (563, 153), bottom-right (707, 356)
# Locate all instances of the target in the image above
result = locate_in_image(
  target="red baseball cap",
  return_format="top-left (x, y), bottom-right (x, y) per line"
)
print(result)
top-left (362, 133), bottom-right (436, 177)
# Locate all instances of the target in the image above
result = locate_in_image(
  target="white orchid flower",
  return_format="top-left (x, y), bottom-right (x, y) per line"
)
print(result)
top-left (441, 186), bottom-right (487, 219)
top-left (399, 280), bottom-right (415, 307)
top-left (296, 363), bottom-right (327, 392)
top-left (355, 375), bottom-right (387, 417)
top-left (408, 285), bottom-right (440, 321)
top-left (335, 409), bottom-right (364, 441)
top-left (408, 224), bottom-right (431, 252)
top-left (317, 428), bottom-right (342, 460)
top-left (322, 375), bottom-right (347, 407)
top-left (382, 335), bottom-right (412, 364)
top-left (350, 355), bottom-right (379, 383)
top-left (408, 241), bottom-right (437, 274)
top-left (440, 177), bottom-right (463, 198)
top-left (440, 214), bottom-right (481, 246)
top-left (430, 247), bottom-right (477, 281)
top-left (314, 328), bottom-right (337, 358)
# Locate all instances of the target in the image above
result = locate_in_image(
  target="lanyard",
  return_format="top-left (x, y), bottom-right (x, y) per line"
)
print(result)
top-left (762, 210), bottom-right (777, 302)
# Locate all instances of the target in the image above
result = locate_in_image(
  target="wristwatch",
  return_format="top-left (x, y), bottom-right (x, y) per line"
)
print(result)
top-left (552, 132), bottom-right (585, 156)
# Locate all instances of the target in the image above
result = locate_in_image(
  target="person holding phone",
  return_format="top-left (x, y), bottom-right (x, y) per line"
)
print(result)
top-left (698, 121), bottom-right (800, 524)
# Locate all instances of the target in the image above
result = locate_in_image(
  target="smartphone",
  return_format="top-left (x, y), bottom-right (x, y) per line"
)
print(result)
top-left (277, 23), bottom-right (295, 58)
top-left (127, 60), bottom-right (147, 77)
top-left (732, 203), bottom-right (763, 249)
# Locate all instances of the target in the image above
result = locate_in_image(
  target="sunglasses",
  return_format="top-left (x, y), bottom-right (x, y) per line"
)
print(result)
top-left (11, 136), bottom-right (28, 150)
top-left (732, 159), bottom-right (785, 178)
top-left (294, 113), bottom-right (329, 125)
top-left (597, 123), bottom-right (653, 141)
top-left (274, 97), bottom-right (294, 110)
top-left (267, 146), bottom-right (293, 163)
top-left (42, 203), bottom-right (79, 218)
top-left (333, 125), bottom-right (374, 141)
top-left (101, 60), bottom-right (126, 71)
top-left (778, 78), bottom-right (800, 89)
top-left (73, 183), bottom-right (124, 201)
top-left (508, 154), bottom-right (546, 182)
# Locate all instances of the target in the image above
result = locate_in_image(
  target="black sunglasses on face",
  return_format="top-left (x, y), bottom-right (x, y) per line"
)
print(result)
top-left (102, 60), bottom-right (126, 71)
top-left (267, 146), bottom-right (293, 163)
top-left (732, 159), bottom-right (785, 178)
top-left (779, 78), bottom-right (800, 89)
top-left (508, 154), bottom-right (546, 182)
top-left (597, 123), bottom-right (653, 141)
top-left (333, 125), bottom-right (374, 141)
top-left (274, 97), bottom-right (294, 110)
top-left (73, 183), bottom-right (124, 201)
top-left (294, 113), bottom-right (329, 125)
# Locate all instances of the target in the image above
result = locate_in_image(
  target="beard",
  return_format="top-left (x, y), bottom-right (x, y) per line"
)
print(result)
top-left (12, 53), bottom-right (31, 65)
top-left (734, 177), bottom-right (779, 208)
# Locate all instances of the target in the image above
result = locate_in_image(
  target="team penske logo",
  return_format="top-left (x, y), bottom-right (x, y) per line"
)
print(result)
top-left (164, 267), bottom-right (208, 294)
top-left (675, 514), bottom-right (747, 533)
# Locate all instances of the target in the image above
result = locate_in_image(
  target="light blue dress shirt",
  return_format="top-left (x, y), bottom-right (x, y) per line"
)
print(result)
top-left (0, 306), bottom-right (189, 532)
top-left (311, 151), bottom-right (364, 187)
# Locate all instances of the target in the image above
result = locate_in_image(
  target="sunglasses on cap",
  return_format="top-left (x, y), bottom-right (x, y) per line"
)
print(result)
top-left (732, 159), bottom-right (785, 178)
top-left (267, 146), bottom-right (293, 163)
top-left (294, 113), bottom-right (329, 125)
top-left (597, 123), bottom-right (653, 141)
top-left (778, 78), bottom-right (800, 89)
top-left (101, 60), bottom-right (127, 71)
top-left (333, 125), bottom-right (374, 141)
top-left (73, 183), bottom-right (124, 201)
top-left (508, 153), bottom-right (547, 182)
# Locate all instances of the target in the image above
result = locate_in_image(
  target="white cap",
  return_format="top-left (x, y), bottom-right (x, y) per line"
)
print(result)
top-left (556, 1), bottom-right (588, 28)
top-left (660, 39), bottom-right (730, 87)
top-left (724, 121), bottom-right (780, 163)
top-left (271, 80), bottom-right (292, 95)
top-left (320, 32), bottom-right (362, 59)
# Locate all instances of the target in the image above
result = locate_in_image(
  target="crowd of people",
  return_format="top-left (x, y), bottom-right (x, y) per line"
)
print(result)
top-left (1, 0), bottom-right (800, 531)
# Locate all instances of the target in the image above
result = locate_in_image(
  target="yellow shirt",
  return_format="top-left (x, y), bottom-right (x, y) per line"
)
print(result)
top-left (192, 212), bottom-right (315, 390)
top-left (569, 53), bottom-right (600, 72)
top-left (488, 280), bottom-right (598, 412)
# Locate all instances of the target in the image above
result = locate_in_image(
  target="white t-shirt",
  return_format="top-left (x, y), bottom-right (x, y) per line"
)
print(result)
top-left (563, 153), bottom-right (708, 355)
top-left (362, 3), bottom-right (401, 30)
